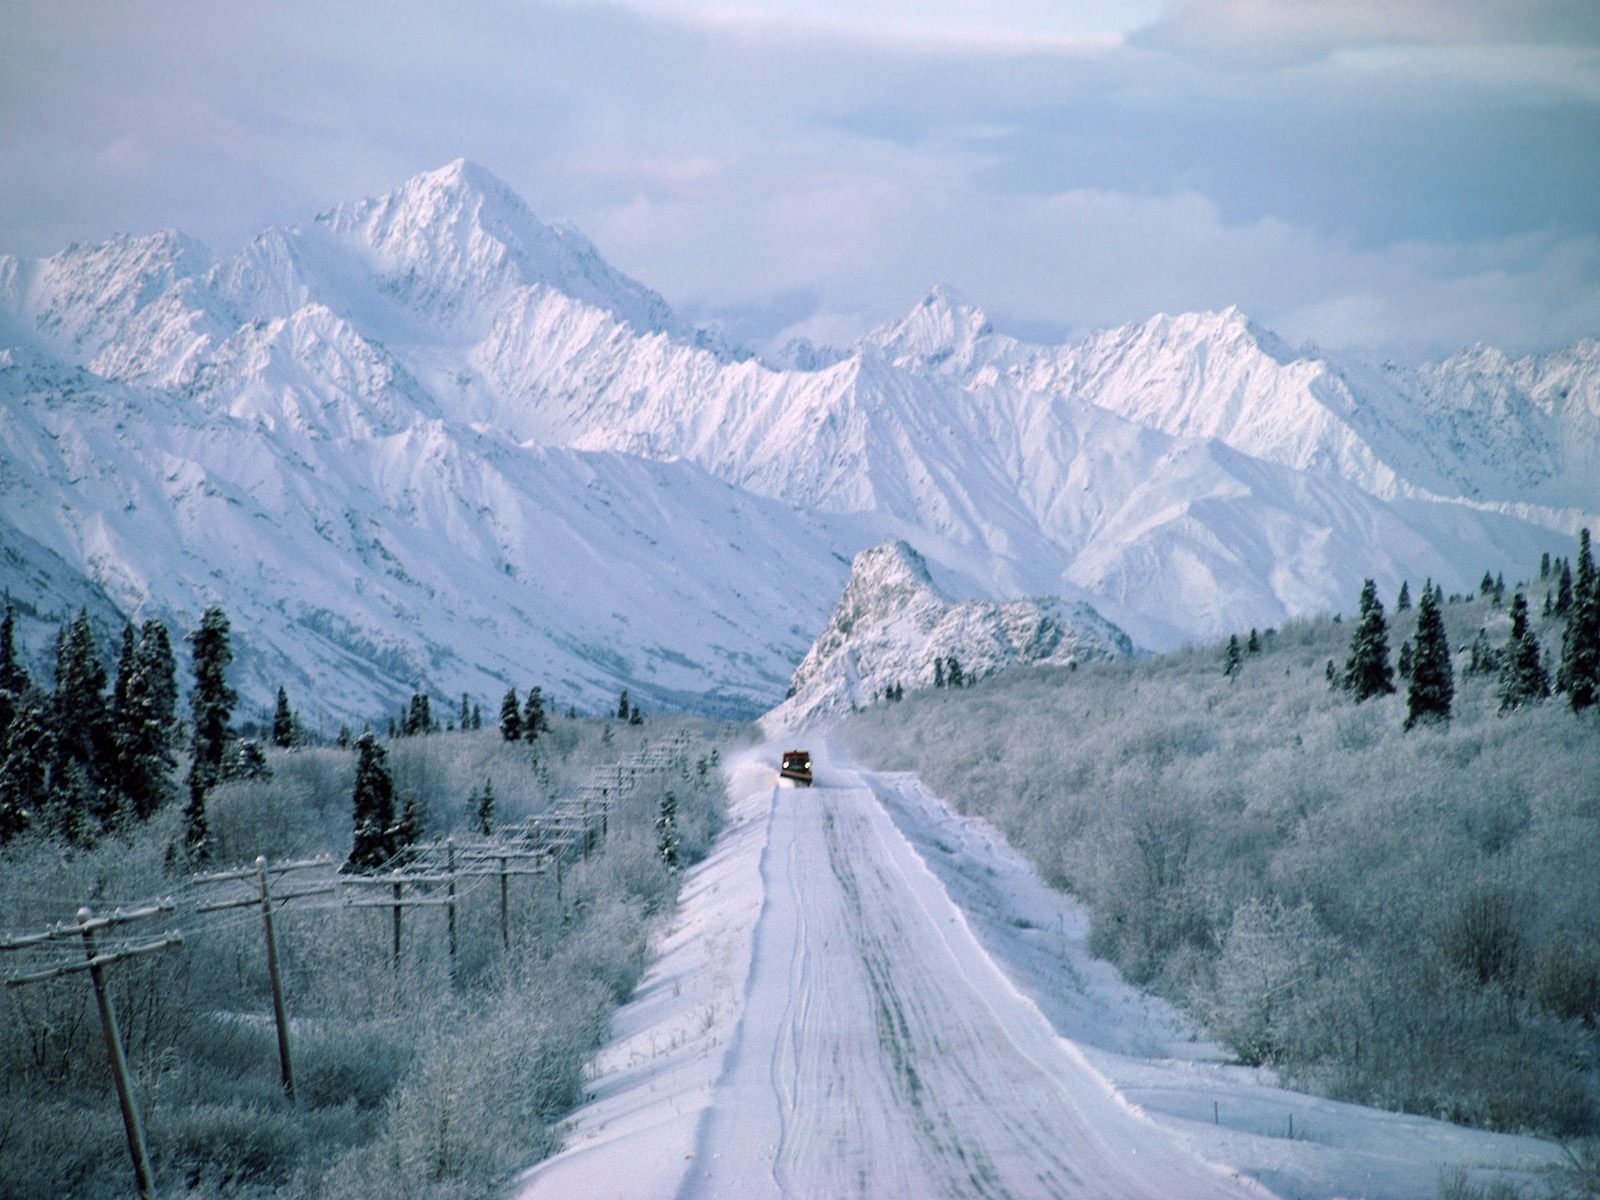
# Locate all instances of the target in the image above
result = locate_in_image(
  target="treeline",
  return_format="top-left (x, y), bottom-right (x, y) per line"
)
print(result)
top-left (0, 596), bottom-right (734, 1198)
top-left (845, 534), bottom-right (1600, 1138)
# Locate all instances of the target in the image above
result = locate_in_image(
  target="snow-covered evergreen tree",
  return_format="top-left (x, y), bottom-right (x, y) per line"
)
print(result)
top-left (656, 789), bottom-right (680, 871)
top-left (345, 731), bottom-right (396, 872)
top-left (0, 686), bottom-right (49, 844)
top-left (1498, 592), bottom-right (1550, 713)
top-left (272, 687), bottom-right (296, 748)
top-left (475, 777), bottom-right (495, 836)
top-left (1396, 581), bottom-right (1411, 612)
top-left (499, 686), bottom-right (522, 741)
top-left (1223, 635), bottom-right (1242, 678)
top-left (1405, 583), bottom-right (1452, 729)
top-left (184, 606), bottom-right (236, 861)
top-left (114, 620), bottom-right (177, 821)
top-left (52, 609), bottom-right (111, 839)
top-left (522, 685), bottom-right (544, 741)
top-left (1558, 528), bottom-right (1599, 711)
top-left (1343, 580), bottom-right (1395, 703)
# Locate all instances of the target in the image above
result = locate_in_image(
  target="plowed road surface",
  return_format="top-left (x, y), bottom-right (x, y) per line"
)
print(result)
top-left (514, 748), bottom-right (1267, 1199)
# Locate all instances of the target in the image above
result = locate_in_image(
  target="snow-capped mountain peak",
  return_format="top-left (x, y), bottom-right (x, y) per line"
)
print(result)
top-left (312, 158), bottom-right (679, 336)
top-left (769, 540), bottom-right (1133, 728)
top-left (865, 284), bottom-right (998, 371)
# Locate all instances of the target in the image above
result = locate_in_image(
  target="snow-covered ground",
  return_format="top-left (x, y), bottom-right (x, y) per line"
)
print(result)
top-left (510, 742), bottom-right (1560, 1199)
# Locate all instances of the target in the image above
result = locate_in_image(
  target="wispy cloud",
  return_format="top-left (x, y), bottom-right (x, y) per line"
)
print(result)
top-left (0, 0), bottom-right (1595, 360)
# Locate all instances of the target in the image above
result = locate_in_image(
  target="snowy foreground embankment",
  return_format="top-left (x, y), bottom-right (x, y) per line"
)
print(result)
top-left (510, 743), bottom-right (1558, 1200)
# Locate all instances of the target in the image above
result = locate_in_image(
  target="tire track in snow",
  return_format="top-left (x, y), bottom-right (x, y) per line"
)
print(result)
top-left (675, 775), bottom-right (1267, 1200)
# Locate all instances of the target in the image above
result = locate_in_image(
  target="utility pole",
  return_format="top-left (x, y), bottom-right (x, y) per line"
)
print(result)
top-left (193, 856), bottom-right (334, 1100)
top-left (3, 903), bottom-right (182, 1200)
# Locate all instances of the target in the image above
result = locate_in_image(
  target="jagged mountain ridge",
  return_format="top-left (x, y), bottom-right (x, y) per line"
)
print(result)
top-left (770, 541), bottom-right (1133, 728)
top-left (0, 160), bottom-right (1593, 722)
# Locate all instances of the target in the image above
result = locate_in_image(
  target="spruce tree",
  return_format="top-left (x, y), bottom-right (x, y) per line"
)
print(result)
top-left (617, 689), bottom-right (630, 720)
top-left (52, 610), bottom-right (112, 838)
top-left (656, 790), bottom-right (680, 871)
top-left (345, 731), bottom-right (396, 872)
top-left (394, 793), bottom-right (421, 867)
top-left (1247, 627), bottom-right (1262, 653)
top-left (272, 687), bottom-right (296, 748)
top-left (1480, 570), bottom-right (1495, 598)
top-left (1498, 592), bottom-right (1550, 713)
top-left (1343, 580), bottom-right (1396, 702)
top-left (1557, 560), bottom-right (1574, 616)
top-left (947, 656), bottom-right (965, 688)
top-left (136, 619), bottom-right (177, 737)
top-left (1405, 583), bottom-right (1452, 729)
top-left (1396, 581), bottom-right (1411, 612)
top-left (1541, 551), bottom-right (1552, 580)
top-left (1397, 640), bottom-right (1413, 679)
top-left (522, 685), bottom-right (544, 741)
top-left (1223, 635), bottom-right (1242, 678)
top-left (114, 621), bottom-right (177, 821)
top-left (0, 601), bottom-right (29, 738)
top-left (460, 692), bottom-right (472, 731)
top-left (0, 686), bottom-right (49, 844)
top-left (629, 703), bottom-right (643, 726)
top-left (184, 606), bottom-right (235, 861)
top-left (1559, 528), bottom-right (1599, 711)
top-left (471, 702), bottom-right (482, 731)
top-left (499, 686), bottom-right (522, 741)
top-left (475, 777), bottom-right (495, 836)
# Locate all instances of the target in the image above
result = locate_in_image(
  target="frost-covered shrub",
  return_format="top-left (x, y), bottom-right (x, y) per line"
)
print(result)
top-left (844, 597), bottom-right (1600, 1137)
top-left (0, 714), bottom-right (736, 1198)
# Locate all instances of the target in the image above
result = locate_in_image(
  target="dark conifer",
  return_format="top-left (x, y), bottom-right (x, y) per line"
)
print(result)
top-left (1247, 628), bottom-right (1261, 653)
top-left (934, 658), bottom-right (945, 688)
top-left (1397, 640), bottom-right (1413, 679)
top-left (1480, 570), bottom-right (1495, 598)
top-left (114, 621), bottom-right (177, 821)
top-left (1558, 528), bottom-right (1599, 711)
top-left (499, 686), bottom-right (522, 741)
top-left (1344, 580), bottom-right (1396, 702)
top-left (947, 656), bottom-right (965, 688)
top-left (345, 731), bottom-right (396, 872)
top-left (393, 793), bottom-right (421, 867)
top-left (1498, 592), bottom-right (1550, 713)
top-left (1223, 635), bottom-right (1242, 678)
top-left (1556, 560), bottom-right (1574, 616)
top-left (629, 703), bottom-right (643, 726)
top-left (1396, 581), bottom-right (1411, 612)
top-left (522, 685), bottom-right (545, 740)
top-left (52, 610), bottom-right (112, 838)
top-left (0, 600), bottom-right (29, 736)
top-left (183, 606), bottom-right (235, 861)
top-left (1541, 551), bottom-right (1552, 580)
top-left (0, 686), bottom-right (49, 844)
top-left (471, 702), bottom-right (482, 731)
top-left (1493, 573), bottom-right (1506, 607)
top-left (656, 790), bottom-right (680, 870)
top-left (272, 687), bottom-right (296, 748)
top-left (1405, 583), bottom-right (1452, 729)
top-left (617, 689), bottom-right (630, 720)
top-left (475, 777), bottom-right (494, 836)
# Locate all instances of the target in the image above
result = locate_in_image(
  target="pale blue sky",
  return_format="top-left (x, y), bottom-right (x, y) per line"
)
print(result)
top-left (2, 0), bottom-right (1597, 358)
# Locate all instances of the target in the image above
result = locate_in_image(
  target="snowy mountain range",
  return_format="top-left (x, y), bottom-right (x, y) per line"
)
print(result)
top-left (1, 160), bottom-right (1594, 724)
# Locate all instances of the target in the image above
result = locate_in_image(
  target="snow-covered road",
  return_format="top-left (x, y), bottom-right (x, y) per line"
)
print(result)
top-left (511, 742), bottom-right (1557, 1199)
top-left (676, 778), bottom-right (1262, 1199)
top-left (513, 745), bottom-right (1267, 1199)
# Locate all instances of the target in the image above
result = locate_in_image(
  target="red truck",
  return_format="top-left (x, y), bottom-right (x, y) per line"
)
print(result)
top-left (780, 749), bottom-right (813, 786)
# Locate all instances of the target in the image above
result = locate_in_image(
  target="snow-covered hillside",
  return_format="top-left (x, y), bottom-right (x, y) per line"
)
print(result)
top-left (770, 541), bottom-right (1132, 727)
top-left (0, 161), bottom-right (1593, 722)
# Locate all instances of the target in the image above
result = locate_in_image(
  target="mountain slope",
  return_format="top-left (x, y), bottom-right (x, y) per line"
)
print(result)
top-left (771, 540), bottom-right (1133, 727)
top-left (0, 162), bottom-right (1593, 723)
